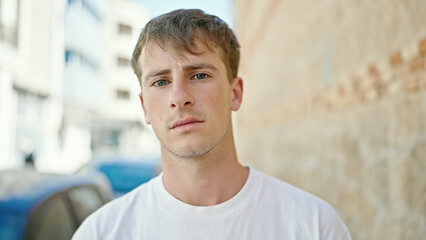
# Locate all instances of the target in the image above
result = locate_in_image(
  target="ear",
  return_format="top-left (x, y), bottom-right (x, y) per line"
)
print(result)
top-left (230, 77), bottom-right (243, 111)
top-left (139, 93), bottom-right (151, 124)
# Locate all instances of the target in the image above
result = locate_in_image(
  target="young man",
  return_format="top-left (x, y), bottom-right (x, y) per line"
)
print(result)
top-left (73, 9), bottom-right (351, 239)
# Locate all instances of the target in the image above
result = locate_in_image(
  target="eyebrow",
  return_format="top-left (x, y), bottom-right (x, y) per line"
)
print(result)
top-left (144, 63), bottom-right (218, 83)
top-left (183, 63), bottom-right (218, 72)
top-left (144, 69), bottom-right (171, 83)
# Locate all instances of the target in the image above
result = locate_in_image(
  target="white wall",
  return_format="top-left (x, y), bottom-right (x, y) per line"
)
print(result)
top-left (0, 0), bottom-right (66, 171)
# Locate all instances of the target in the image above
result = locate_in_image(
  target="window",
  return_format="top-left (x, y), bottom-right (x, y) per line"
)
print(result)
top-left (65, 50), bottom-right (71, 63)
top-left (105, 129), bottom-right (120, 147)
top-left (65, 49), bottom-right (99, 70)
top-left (117, 57), bottom-right (131, 67)
top-left (68, 0), bottom-right (101, 22)
top-left (116, 89), bottom-right (130, 100)
top-left (68, 186), bottom-right (104, 224)
top-left (118, 23), bottom-right (131, 35)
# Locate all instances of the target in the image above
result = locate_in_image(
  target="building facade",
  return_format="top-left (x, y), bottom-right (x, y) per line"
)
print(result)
top-left (62, 0), bottom-right (159, 172)
top-left (1, 0), bottom-right (159, 173)
top-left (94, 0), bottom-right (159, 157)
top-left (0, 0), bottom-right (65, 170)
top-left (61, 0), bottom-right (107, 172)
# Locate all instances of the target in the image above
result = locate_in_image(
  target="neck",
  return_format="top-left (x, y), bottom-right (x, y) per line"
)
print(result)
top-left (161, 128), bottom-right (249, 206)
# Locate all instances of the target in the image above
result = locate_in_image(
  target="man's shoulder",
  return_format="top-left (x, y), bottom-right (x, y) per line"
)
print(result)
top-left (255, 169), bottom-right (325, 204)
top-left (101, 175), bottom-right (156, 211)
top-left (253, 169), bottom-right (350, 239)
top-left (252, 170), bottom-right (340, 218)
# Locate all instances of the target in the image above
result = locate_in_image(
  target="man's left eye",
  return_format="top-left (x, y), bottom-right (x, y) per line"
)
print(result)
top-left (193, 73), bottom-right (208, 80)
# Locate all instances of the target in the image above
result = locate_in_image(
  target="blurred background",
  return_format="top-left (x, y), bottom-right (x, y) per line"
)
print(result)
top-left (0, 0), bottom-right (425, 239)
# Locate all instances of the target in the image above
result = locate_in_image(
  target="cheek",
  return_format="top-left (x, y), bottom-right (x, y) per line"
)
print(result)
top-left (148, 110), bottom-right (165, 135)
top-left (144, 95), bottom-right (163, 119)
top-left (205, 86), bottom-right (232, 114)
top-left (147, 105), bottom-right (164, 123)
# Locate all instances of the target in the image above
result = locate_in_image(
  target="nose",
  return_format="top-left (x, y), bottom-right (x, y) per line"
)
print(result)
top-left (169, 79), bottom-right (194, 109)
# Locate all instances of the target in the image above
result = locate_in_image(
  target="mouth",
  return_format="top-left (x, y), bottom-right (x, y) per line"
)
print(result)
top-left (170, 117), bottom-right (204, 132)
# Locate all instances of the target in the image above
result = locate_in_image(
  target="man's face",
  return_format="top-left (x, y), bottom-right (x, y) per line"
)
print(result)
top-left (138, 42), bottom-right (243, 159)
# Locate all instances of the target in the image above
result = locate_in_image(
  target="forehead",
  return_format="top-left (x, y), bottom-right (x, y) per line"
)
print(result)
top-left (139, 41), bottom-right (225, 75)
top-left (141, 40), bottom-right (221, 61)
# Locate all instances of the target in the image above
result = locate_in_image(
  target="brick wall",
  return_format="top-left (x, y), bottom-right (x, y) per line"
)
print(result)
top-left (233, 0), bottom-right (426, 239)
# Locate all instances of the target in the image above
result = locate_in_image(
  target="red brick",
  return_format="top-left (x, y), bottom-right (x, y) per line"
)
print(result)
top-left (419, 38), bottom-right (426, 57)
top-left (338, 84), bottom-right (346, 97)
top-left (368, 65), bottom-right (380, 77)
top-left (409, 57), bottom-right (424, 72)
top-left (389, 52), bottom-right (402, 67)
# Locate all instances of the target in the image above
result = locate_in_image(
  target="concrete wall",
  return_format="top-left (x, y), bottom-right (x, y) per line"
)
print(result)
top-left (233, 0), bottom-right (426, 239)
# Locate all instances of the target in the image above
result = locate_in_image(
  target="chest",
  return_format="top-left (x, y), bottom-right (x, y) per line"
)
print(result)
top-left (109, 204), bottom-right (317, 240)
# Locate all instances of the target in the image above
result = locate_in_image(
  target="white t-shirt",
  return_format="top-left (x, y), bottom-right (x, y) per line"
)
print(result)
top-left (73, 168), bottom-right (351, 240)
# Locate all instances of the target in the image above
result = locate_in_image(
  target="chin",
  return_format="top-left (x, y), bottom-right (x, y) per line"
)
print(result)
top-left (166, 141), bottom-right (218, 159)
top-left (174, 151), bottom-right (208, 159)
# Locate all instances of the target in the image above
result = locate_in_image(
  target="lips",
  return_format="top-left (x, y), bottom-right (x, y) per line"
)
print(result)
top-left (170, 117), bottom-right (204, 130)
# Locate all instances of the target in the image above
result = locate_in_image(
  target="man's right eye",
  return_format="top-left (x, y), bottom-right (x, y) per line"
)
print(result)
top-left (153, 80), bottom-right (168, 87)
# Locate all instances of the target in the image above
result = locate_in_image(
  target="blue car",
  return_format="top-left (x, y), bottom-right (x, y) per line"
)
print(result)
top-left (0, 170), bottom-right (113, 240)
top-left (78, 155), bottom-right (161, 198)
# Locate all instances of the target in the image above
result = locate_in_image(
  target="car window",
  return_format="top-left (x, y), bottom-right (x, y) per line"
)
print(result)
top-left (25, 194), bottom-right (75, 240)
top-left (67, 186), bottom-right (104, 224)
